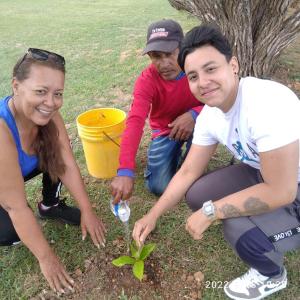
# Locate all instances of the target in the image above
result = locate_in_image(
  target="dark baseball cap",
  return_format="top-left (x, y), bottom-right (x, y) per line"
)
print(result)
top-left (142, 19), bottom-right (184, 55)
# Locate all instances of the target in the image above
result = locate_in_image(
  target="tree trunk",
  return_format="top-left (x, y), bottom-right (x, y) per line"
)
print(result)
top-left (168, 0), bottom-right (300, 77)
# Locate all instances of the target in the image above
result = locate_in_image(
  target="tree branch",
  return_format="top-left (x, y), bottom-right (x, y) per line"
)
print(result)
top-left (168, 0), bottom-right (300, 77)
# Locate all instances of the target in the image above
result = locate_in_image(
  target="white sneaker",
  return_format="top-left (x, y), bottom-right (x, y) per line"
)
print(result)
top-left (12, 240), bottom-right (22, 246)
top-left (224, 267), bottom-right (287, 300)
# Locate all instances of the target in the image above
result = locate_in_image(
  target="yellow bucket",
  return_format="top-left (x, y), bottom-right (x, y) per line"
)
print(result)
top-left (76, 108), bottom-right (126, 179)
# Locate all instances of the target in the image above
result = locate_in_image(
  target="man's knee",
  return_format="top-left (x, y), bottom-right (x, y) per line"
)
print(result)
top-left (145, 174), bottom-right (168, 196)
top-left (144, 136), bottom-right (184, 197)
top-left (144, 156), bottom-right (175, 197)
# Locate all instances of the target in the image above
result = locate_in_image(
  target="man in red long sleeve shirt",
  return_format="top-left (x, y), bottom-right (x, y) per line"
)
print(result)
top-left (111, 19), bottom-right (204, 203)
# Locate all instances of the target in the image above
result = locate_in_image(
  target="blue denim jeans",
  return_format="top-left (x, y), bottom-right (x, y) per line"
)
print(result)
top-left (144, 135), bottom-right (192, 196)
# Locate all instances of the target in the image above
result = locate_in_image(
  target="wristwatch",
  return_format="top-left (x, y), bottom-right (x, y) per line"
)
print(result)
top-left (202, 200), bottom-right (216, 221)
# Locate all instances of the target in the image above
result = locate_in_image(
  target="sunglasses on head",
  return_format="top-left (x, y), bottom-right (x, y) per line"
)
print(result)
top-left (17, 48), bottom-right (65, 69)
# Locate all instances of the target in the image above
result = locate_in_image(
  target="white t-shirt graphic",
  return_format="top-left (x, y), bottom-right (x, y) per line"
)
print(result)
top-left (193, 77), bottom-right (300, 181)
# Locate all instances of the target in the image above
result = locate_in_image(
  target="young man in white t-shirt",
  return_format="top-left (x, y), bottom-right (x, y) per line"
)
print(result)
top-left (132, 24), bottom-right (300, 300)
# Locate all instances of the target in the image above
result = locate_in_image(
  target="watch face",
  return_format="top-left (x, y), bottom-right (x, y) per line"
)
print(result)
top-left (203, 202), bottom-right (214, 216)
top-left (203, 201), bottom-right (215, 220)
top-left (204, 205), bottom-right (212, 214)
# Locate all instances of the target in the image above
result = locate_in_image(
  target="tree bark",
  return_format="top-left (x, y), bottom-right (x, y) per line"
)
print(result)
top-left (169, 0), bottom-right (300, 77)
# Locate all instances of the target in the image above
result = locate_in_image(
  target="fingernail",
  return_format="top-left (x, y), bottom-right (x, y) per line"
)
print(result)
top-left (104, 238), bottom-right (106, 243)
top-left (97, 244), bottom-right (100, 249)
top-left (82, 236), bottom-right (86, 241)
top-left (71, 279), bottom-right (74, 284)
top-left (68, 285), bottom-right (74, 291)
top-left (101, 242), bottom-right (105, 247)
top-left (61, 289), bottom-right (65, 294)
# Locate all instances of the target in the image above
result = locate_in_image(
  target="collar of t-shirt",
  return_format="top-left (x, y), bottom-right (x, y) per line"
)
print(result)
top-left (176, 71), bottom-right (185, 80)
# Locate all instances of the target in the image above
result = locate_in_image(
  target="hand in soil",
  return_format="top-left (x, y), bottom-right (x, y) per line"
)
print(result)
top-left (39, 251), bottom-right (75, 294)
top-left (132, 213), bottom-right (157, 247)
top-left (81, 209), bottom-right (107, 248)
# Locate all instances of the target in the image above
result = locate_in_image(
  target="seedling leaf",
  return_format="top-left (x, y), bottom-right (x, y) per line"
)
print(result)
top-left (112, 241), bottom-right (156, 281)
top-left (139, 243), bottom-right (156, 260)
top-left (112, 256), bottom-right (135, 267)
top-left (133, 260), bottom-right (144, 281)
top-left (130, 240), bottom-right (140, 259)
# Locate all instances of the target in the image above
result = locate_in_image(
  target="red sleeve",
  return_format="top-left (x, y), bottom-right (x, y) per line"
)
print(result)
top-left (118, 67), bottom-right (155, 171)
top-left (191, 105), bottom-right (204, 114)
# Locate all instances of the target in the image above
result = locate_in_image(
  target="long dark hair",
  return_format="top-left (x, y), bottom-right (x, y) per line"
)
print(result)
top-left (13, 56), bottom-right (66, 182)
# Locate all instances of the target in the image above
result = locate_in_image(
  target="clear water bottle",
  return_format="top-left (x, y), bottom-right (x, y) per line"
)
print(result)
top-left (110, 198), bottom-right (130, 223)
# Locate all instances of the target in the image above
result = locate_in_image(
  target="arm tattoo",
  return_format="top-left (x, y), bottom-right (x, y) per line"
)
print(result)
top-left (219, 204), bottom-right (242, 218)
top-left (244, 197), bottom-right (270, 215)
top-left (219, 197), bottom-right (270, 218)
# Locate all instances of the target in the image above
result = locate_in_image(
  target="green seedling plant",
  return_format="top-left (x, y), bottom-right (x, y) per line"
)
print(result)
top-left (112, 241), bottom-right (156, 281)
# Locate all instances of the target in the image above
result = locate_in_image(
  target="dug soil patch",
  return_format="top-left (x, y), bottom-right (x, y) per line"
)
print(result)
top-left (32, 236), bottom-right (203, 300)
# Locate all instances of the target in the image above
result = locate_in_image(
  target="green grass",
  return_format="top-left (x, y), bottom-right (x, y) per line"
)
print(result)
top-left (0, 1), bottom-right (299, 299)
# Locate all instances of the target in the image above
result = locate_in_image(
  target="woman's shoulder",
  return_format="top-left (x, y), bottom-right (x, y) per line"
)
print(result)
top-left (0, 118), bottom-right (18, 155)
top-left (0, 118), bottom-right (15, 140)
top-left (0, 95), bottom-right (11, 113)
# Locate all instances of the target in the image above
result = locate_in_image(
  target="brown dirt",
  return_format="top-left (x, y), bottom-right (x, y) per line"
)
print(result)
top-left (31, 236), bottom-right (204, 300)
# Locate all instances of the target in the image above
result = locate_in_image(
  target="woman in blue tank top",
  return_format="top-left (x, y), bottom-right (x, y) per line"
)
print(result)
top-left (0, 49), bottom-right (106, 293)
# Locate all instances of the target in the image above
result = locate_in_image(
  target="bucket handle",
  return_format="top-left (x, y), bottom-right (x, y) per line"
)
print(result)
top-left (102, 131), bottom-right (120, 147)
top-left (98, 112), bottom-right (120, 147)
